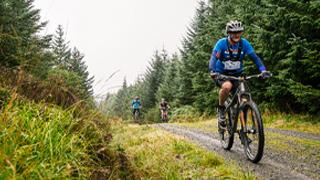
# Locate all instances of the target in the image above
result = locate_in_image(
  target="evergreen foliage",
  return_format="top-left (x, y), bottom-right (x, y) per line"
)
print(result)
top-left (52, 24), bottom-right (71, 68)
top-left (156, 53), bottom-right (180, 107)
top-left (70, 47), bottom-right (94, 100)
top-left (0, 0), bottom-right (50, 69)
top-left (0, 1), bottom-right (94, 107)
top-left (142, 50), bottom-right (168, 109)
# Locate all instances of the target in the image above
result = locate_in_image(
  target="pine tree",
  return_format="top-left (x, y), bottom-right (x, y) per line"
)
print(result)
top-left (178, 1), bottom-right (209, 106)
top-left (52, 25), bottom-right (71, 68)
top-left (0, 0), bottom-right (49, 68)
top-left (156, 53), bottom-right (180, 106)
top-left (177, 1), bottom-right (220, 112)
top-left (70, 47), bottom-right (94, 99)
top-left (142, 50), bottom-right (167, 109)
top-left (112, 77), bottom-right (131, 119)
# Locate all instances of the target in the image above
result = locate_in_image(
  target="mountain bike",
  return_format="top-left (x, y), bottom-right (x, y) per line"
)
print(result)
top-left (217, 73), bottom-right (271, 163)
top-left (133, 108), bottom-right (141, 123)
top-left (161, 109), bottom-right (169, 123)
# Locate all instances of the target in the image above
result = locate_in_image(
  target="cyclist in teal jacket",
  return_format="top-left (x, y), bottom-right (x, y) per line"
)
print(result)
top-left (209, 20), bottom-right (271, 132)
top-left (132, 96), bottom-right (142, 116)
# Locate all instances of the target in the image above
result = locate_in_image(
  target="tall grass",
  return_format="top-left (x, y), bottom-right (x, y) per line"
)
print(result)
top-left (0, 99), bottom-right (113, 178)
top-left (0, 66), bottom-right (122, 178)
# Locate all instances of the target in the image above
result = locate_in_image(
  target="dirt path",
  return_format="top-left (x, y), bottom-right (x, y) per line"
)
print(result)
top-left (156, 124), bottom-right (320, 180)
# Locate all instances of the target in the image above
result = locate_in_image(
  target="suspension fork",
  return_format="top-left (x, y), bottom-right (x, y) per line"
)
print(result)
top-left (240, 110), bottom-right (247, 133)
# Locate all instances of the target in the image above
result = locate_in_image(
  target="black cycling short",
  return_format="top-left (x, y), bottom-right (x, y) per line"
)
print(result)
top-left (133, 109), bottom-right (140, 115)
top-left (214, 72), bottom-right (242, 90)
top-left (215, 78), bottom-right (239, 88)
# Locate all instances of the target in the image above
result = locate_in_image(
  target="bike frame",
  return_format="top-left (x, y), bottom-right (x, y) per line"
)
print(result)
top-left (133, 107), bottom-right (142, 122)
top-left (161, 109), bottom-right (168, 121)
top-left (220, 74), bottom-right (260, 134)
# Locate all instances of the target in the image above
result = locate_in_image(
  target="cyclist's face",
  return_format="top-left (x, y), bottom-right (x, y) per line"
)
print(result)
top-left (229, 32), bottom-right (243, 42)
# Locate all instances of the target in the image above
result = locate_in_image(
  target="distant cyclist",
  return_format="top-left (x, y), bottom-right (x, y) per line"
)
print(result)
top-left (159, 98), bottom-right (170, 122)
top-left (132, 96), bottom-right (142, 117)
top-left (209, 20), bottom-right (271, 134)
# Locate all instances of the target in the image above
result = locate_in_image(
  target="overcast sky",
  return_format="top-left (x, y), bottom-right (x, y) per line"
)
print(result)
top-left (33, 0), bottom-right (200, 99)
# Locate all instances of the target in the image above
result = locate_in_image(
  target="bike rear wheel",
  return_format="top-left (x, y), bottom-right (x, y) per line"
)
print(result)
top-left (219, 107), bottom-right (235, 150)
top-left (241, 102), bottom-right (264, 163)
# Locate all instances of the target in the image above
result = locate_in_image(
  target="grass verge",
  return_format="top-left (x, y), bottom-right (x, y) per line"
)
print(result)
top-left (110, 122), bottom-right (254, 179)
top-left (262, 113), bottom-right (320, 135)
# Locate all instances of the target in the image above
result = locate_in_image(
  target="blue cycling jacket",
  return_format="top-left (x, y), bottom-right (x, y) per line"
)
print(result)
top-left (209, 37), bottom-right (266, 75)
top-left (132, 100), bottom-right (141, 109)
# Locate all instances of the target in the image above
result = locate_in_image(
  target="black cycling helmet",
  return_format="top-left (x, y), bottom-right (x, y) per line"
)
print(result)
top-left (226, 20), bottom-right (244, 33)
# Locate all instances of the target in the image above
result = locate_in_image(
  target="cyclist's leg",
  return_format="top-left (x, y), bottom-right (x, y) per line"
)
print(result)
top-left (160, 109), bottom-right (164, 120)
top-left (219, 81), bottom-right (233, 106)
top-left (215, 79), bottom-right (233, 129)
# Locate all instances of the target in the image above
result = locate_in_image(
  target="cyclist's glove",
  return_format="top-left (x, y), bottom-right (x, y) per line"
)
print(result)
top-left (261, 71), bottom-right (272, 79)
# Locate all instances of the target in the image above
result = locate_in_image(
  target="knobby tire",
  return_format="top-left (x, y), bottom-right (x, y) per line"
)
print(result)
top-left (241, 102), bottom-right (264, 163)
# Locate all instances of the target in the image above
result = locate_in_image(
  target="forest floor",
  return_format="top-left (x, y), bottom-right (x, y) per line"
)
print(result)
top-left (110, 118), bottom-right (319, 179)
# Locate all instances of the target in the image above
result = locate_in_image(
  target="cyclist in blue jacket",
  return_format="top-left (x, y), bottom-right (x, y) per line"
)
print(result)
top-left (132, 96), bottom-right (142, 116)
top-left (209, 20), bottom-right (270, 132)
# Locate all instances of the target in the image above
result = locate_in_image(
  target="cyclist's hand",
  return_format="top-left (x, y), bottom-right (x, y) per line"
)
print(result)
top-left (210, 72), bottom-right (220, 80)
top-left (261, 71), bottom-right (272, 79)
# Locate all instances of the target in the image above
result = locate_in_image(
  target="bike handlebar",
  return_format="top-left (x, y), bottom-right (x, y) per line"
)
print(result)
top-left (216, 72), bottom-right (272, 81)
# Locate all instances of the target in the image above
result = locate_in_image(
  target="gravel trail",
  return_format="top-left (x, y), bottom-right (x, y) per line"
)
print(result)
top-left (155, 124), bottom-right (319, 180)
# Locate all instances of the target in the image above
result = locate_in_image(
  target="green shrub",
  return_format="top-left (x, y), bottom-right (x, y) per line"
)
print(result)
top-left (0, 67), bottom-right (93, 109)
top-left (170, 106), bottom-right (201, 122)
top-left (144, 107), bottom-right (161, 123)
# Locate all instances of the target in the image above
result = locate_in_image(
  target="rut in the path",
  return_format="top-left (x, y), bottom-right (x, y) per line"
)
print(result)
top-left (156, 124), bottom-right (319, 180)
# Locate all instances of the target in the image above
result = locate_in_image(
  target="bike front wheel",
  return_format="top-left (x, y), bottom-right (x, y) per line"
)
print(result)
top-left (240, 102), bottom-right (264, 163)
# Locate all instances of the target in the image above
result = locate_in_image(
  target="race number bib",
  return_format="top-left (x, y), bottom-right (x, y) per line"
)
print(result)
top-left (223, 60), bottom-right (241, 70)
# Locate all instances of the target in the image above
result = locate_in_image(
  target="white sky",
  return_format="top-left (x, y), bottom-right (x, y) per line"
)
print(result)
top-left (33, 0), bottom-right (199, 99)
